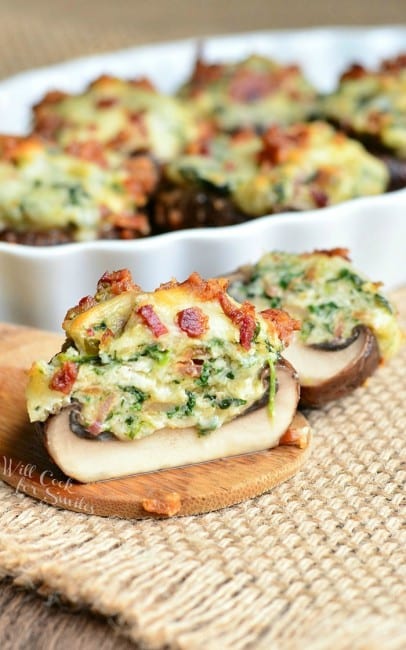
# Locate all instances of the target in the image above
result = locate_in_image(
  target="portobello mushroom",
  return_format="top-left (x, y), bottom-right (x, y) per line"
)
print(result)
top-left (226, 249), bottom-right (402, 407)
top-left (27, 269), bottom-right (306, 482)
top-left (282, 326), bottom-right (380, 408)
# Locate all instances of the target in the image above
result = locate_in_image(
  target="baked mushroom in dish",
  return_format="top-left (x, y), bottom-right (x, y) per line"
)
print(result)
top-left (154, 122), bottom-right (388, 231)
top-left (177, 54), bottom-right (318, 132)
top-left (26, 270), bottom-right (308, 482)
top-left (33, 74), bottom-right (201, 163)
top-left (320, 54), bottom-right (406, 190)
top-left (0, 135), bottom-right (158, 244)
top-left (227, 249), bottom-right (402, 407)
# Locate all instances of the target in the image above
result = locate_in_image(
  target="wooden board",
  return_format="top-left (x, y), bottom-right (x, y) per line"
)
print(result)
top-left (0, 323), bottom-right (311, 518)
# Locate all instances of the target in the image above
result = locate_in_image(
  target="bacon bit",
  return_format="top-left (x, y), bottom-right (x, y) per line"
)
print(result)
top-left (176, 307), bottom-right (209, 338)
top-left (127, 111), bottom-right (148, 136)
top-left (49, 361), bottom-right (78, 394)
top-left (260, 308), bottom-right (301, 346)
top-left (137, 304), bottom-right (168, 337)
top-left (108, 129), bottom-right (131, 150)
top-left (65, 140), bottom-right (108, 167)
top-left (176, 359), bottom-right (203, 378)
top-left (310, 188), bottom-right (329, 208)
top-left (0, 136), bottom-right (24, 162)
top-left (97, 269), bottom-right (138, 295)
top-left (279, 424), bottom-right (310, 449)
top-left (64, 295), bottom-right (97, 323)
top-left (380, 54), bottom-right (406, 73)
top-left (112, 213), bottom-right (151, 237)
top-left (100, 328), bottom-right (114, 347)
top-left (229, 65), bottom-right (300, 103)
top-left (96, 97), bottom-right (118, 109)
top-left (128, 77), bottom-right (156, 92)
top-left (230, 128), bottom-right (257, 144)
top-left (340, 63), bottom-right (368, 82)
top-left (142, 492), bottom-right (181, 517)
top-left (124, 155), bottom-right (159, 201)
top-left (219, 294), bottom-right (257, 350)
top-left (229, 70), bottom-right (275, 103)
top-left (38, 90), bottom-right (68, 106)
top-left (258, 125), bottom-right (309, 166)
top-left (184, 121), bottom-right (218, 155)
top-left (311, 248), bottom-right (351, 261)
top-left (87, 393), bottom-right (116, 435)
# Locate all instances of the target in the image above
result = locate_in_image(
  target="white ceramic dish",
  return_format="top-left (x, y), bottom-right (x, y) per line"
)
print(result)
top-left (1, 26), bottom-right (405, 332)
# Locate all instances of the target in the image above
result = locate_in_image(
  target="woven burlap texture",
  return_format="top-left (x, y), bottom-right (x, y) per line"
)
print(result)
top-left (0, 294), bottom-right (405, 650)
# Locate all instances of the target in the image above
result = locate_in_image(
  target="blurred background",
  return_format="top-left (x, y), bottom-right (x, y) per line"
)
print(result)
top-left (1, 0), bottom-right (404, 79)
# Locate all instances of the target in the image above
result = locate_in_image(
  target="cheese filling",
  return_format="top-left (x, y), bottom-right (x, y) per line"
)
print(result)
top-left (228, 250), bottom-right (402, 359)
top-left (27, 271), bottom-right (296, 441)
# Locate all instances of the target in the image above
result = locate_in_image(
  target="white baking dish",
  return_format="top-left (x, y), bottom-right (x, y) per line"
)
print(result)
top-left (0, 26), bottom-right (405, 331)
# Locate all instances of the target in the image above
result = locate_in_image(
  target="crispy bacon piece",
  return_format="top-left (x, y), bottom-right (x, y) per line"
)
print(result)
top-left (279, 425), bottom-right (309, 449)
top-left (340, 63), bottom-right (368, 82)
top-left (33, 91), bottom-right (69, 140)
top-left (96, 97), bottom-right (118, 109)
top-left (258, 124), bottom-right (310, 166)
top-left (49, 361), bottom-right (78, 394)
top-left (260, 308), bottom-right (300, 346)
top-left (110, 213), bottom-right (151, 237)
top-left (142, 492), bottom-right (181, 517)
top-left (219, 294), bottom-right (257, 350)
top-left (64, 295), bottom-right (97, 323)
top-left (137, 304), bottom-right (168, 337)
top-left (176, 307), bottom-right (209, 338)
top-left (176, 359), bottom-right (203, 378)
top-left (380, 53), bottom-right (406, 73)
top-left (65, 140), bottom-right (108, 167)
top-left (124, 155), bottom-right (159, 202)
top-left (97, 269), bottom-right (138, 295)
top-left (310, 247), bottom-right (351, 261)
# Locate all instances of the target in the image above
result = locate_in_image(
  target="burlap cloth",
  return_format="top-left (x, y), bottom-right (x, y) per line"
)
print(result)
top-left (0, 3), bottom-right (405, 648)
top-left (0, 289), bottom-right (404, 649)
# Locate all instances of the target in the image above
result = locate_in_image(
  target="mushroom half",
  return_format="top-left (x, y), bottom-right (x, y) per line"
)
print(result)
top-left (225, 264), bottom-right (383, 408)
top-left (283, 326), bottom-right (380, 408)
top-left (42, 359), bottom-right (302, 483)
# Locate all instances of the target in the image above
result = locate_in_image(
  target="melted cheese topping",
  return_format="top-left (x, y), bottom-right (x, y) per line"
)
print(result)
top-left (0, 137), bottom-right (151, 240)
top-left (34, 76), bottom-right (199, 162)
top-left (27, 272), bottom-right (288, 441)
top-left (178, 54), bottom-right (318, 131)
top-left (321, 61), bottom-right (406, 158)
top-left (228, 250), bottom-right (402, 360)
top-left (165, 123), bottom-right (388, 215)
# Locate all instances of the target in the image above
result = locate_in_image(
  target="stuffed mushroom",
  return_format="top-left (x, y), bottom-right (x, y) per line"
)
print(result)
top-left (26, 269), bottom-right (308, 481)
top-left (227, 249), bottom-right (402, 407)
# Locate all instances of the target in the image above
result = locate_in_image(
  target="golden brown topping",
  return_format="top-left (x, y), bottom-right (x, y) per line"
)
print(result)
top-left (64, 139), bottom-right (108, 167)
top-left (260, 308), bottom-right (301, 346)
top-left (258, 124), bottom-right (310, 166)
top-left (97, 269), bottom-right (139, 296)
